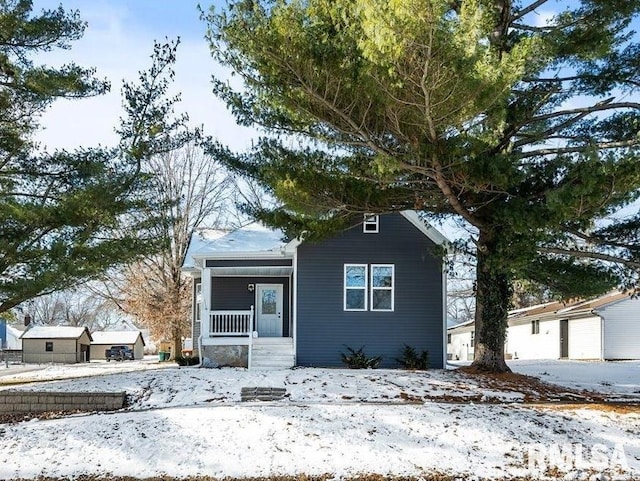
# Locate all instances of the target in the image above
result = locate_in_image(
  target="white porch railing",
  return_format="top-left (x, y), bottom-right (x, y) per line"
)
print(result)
top-left (209, 307), bottom-right (254, 336)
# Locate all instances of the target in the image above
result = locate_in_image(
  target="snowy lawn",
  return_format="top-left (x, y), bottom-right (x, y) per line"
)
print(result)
top-left (0, 360), bottom-right (638, 480)
top-left (508, 359), bottom-right (640, 399)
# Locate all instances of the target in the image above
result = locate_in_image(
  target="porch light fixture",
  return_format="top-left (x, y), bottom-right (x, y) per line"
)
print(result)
top-left (248, 283), bottom-right (255, 292)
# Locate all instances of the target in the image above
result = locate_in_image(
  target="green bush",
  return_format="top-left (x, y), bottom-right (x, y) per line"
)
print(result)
top-left (396, 344), bottom-right (429, 370)
top-left (175, 356), bottom-right (200, 366)
top-left (341, 346), bottom-right (382, 369)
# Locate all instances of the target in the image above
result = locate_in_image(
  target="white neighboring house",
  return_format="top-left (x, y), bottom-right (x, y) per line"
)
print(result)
top-left (448, 292), bottom-right (640, 361)
top-left (90, 330), bottom-right (146, 361)
top-left (107, 318), bottom-right (153, 354)
top-left (447, 320), bottom-right (475, 361)
top-left (506, 292), bottom-right (640, 360)
top-left (6, 324), bottom-right (23, 350)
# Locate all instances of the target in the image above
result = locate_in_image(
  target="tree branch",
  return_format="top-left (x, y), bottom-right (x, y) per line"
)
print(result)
top-left (512, 0), bottom-right (553, 22)
top-left (539, 247), bottom-right (640, 270)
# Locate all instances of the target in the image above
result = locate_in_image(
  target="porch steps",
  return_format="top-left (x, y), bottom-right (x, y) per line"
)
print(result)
top-left (251, 337), bottom-right (295, 369)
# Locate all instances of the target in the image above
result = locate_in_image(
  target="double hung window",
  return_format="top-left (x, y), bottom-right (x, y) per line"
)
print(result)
top-left (344, 264), bottom-right (394, 311)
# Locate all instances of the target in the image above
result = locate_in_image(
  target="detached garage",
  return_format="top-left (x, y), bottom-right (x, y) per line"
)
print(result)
top-left (90, 331), bottom-right (145, 361)
top-left (597, 296), bottom-right (640, 360)
top-left (20, 326), bottom-right (92, 364)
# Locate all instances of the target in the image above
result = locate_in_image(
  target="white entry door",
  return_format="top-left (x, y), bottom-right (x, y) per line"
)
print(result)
top-left (256, 284), bottom-right (283, 337)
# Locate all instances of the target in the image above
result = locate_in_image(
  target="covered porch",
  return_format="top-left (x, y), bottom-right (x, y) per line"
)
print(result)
top-left (199, 263), bottom-right (295, 368)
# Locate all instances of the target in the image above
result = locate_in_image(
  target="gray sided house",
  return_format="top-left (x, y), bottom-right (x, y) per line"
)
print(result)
top-left (182, 211), bottom-right (448, 369)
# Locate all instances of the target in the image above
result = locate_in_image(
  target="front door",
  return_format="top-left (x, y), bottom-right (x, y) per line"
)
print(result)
top-left (256, 284), bottom-right (283, 337)
top-left (560, 319), bottom-right (569, 358)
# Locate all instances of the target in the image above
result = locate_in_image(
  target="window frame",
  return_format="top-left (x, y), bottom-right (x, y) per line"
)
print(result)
top-left (370, 264), bottom-right (394, 312)
top-left (363, 214), bottom-right (379, 233)
top-left (344, 264), bottom-right (368, 311)
top-left (45, 341), bottom-right (53, 352)
top-left (531, 319), bottom-right (540, 335)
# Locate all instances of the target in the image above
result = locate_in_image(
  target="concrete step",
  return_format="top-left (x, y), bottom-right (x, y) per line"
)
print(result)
top-left (252, 347), bottom-right (294, 356)
top-left (250, 362), bottom-right (294, 370)
top-left (253, 337), bottom-right (293, 345)
top-left (251, 355), bottom-right (294, 369)
top-left (250, 337), bottom-right (294, 369)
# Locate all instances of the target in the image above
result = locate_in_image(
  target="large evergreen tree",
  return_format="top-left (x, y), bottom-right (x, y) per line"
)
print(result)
top-left (204, 0), bottom-right (640, 371)
top-left (0, 1), bottom-right (169, 313)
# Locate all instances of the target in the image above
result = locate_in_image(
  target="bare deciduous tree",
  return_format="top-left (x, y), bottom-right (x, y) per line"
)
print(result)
top-left (103, 142), bottom-right (231, 358)
top-left (24, 288), bottom-right (119, 332)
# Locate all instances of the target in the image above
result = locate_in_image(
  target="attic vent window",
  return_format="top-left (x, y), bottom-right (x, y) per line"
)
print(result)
top-left (363, 214), bottom-right (379, 233)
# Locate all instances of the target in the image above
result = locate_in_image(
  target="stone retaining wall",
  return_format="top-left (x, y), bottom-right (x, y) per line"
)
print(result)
top-left (0, 391), bottom-right (125, 413)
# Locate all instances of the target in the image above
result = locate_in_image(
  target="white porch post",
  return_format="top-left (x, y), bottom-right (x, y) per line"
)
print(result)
top-left (201, 267), bottom-right (212, 338)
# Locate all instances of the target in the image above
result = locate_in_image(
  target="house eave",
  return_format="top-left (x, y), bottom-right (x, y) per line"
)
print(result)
top-left (507, 308), bottom-right (599, 326)
top-left (210, 266), bottom-right (293, 276)
top-left (193, 250), bottom-right (294, 261)
top-left (400, 211), bottom-right (450, 247)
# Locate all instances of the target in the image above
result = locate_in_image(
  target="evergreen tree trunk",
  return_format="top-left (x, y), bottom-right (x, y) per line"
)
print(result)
top-left (471, 232), bottom-right (512, 372)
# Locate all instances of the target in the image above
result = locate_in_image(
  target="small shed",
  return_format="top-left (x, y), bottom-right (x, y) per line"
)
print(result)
top-left (20, 326), bottom-right (92, 364)
top-left (90, 331), bottom-right (146, 361)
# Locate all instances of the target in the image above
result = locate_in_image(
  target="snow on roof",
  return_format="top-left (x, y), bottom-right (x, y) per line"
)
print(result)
top-left (447, 318), bottom-right (474, 331)
top-left (507, 291), bottom-right (635, 323)
top-left (6, 325), bottom-right (23, 338)
top-left (20, 325), bottom-right (90, 340)
top-left (91, 330), bottom-right (144, 346)
top-left (183, 223), bottom-right (288, 268)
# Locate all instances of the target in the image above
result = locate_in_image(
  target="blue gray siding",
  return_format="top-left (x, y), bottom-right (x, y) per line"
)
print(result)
top-left (212, 276), bottom-right (291, 337)
top-left (296, 213), bottom-right (444, 368)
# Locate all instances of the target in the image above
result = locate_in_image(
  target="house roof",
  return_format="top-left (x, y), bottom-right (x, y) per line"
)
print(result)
top-left (183, 223), bottom-right (288, 268)
top-left (91, 330), bottom-right (145, 346)
top-left (448, 291), bottom-right (635, 331)
top-left (507, 291), bottom-right (633, 325)
top-left (20, 326), bottom-right (92, 341)
top-left (447, 318), bottom-right (475, 332)
top-left (182, 212), bottom-right (449, 270)
top-left (6, 325), bottom-right (23, 339)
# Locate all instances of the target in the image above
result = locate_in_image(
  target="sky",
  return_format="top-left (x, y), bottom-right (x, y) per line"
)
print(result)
top-left (28, 0), bottom-right (639, 230)
top-left (32, 0), bottom-right (257, 152)
top-left (30, 0), bottom-right (566, 153)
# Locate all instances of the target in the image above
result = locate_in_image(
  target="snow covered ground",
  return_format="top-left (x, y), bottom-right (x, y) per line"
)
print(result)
top-left (0, 359), bottom-right (639, 480)
top-left (509, 359), bottom-right (640, 399)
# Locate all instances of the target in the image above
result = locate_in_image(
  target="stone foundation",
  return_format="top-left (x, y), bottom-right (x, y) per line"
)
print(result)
top-left (201, 345), bottom-right (248, 368)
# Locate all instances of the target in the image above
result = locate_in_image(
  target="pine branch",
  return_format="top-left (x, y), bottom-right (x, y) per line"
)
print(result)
top-left (538, 247), bottom-right (640, 270)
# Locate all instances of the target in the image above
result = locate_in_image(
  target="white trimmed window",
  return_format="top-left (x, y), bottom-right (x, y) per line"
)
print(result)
top-left (195, 282), bottom-right (202, 322)
top-left (371, 264), bottom-right (394, 311)
top-left (344, 264), bottom-right (368, 311)
top-left (363, 214), bottom-right (379, 233)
